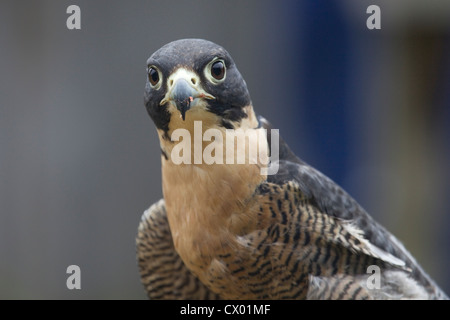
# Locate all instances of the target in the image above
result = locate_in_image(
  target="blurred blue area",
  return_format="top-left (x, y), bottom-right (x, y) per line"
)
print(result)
top-left (297, 0), bottom-right (352, 184)
top-left (0, 0), bottom-right (449, 298)
top-left (439, 37), bottom-right (450, 293)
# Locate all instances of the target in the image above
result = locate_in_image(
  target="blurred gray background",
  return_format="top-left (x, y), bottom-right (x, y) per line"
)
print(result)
top-left (0, 0), bottom-right (449, 299)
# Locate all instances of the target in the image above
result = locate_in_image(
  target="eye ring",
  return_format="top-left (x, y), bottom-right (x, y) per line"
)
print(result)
top-left (205, 58), bottom-right (226, 84)
top-left (148, 66), bottom-right (162, 89)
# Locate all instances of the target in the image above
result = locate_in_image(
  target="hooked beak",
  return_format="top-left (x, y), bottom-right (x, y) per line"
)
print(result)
top-left (160, 78), bottom-right (215, 121)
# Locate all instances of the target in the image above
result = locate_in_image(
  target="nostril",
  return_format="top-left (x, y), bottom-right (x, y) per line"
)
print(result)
top-left (191, 78), bottom-right (196, 85)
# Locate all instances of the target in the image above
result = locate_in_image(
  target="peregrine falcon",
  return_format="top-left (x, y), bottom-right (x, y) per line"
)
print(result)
top-left (136, 39), bottom-right (448, 300)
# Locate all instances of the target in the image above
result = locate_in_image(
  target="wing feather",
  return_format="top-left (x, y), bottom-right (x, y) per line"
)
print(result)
top-left (259, 115), bottom-right (446, 298)
top-left (136, 199), bottom-right (220, 299)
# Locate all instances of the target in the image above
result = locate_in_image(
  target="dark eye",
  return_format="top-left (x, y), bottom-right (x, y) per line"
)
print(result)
top-left (148, 67), bottom-right (160, 86)
top-left (211, 61), bottom-right (225, 80)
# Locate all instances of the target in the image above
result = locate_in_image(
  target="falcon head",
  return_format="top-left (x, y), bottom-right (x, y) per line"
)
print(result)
top-left (144, 39), bottom-right (255, 139)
